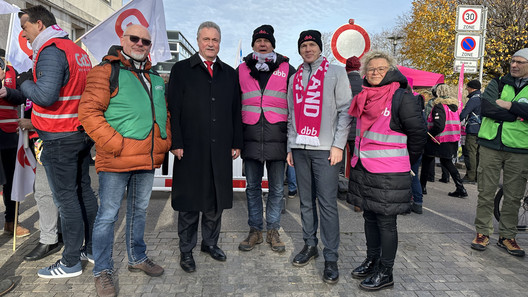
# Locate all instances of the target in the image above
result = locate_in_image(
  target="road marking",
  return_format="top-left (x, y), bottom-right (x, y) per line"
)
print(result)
top-left (424, 206), bottom-right (475, 231)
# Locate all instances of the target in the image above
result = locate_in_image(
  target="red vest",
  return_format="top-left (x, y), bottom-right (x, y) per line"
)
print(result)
top-left (427, 104), bottom-right (461, 143)
top-left (239, 62), bottom-right (289, 125)
top-left (31, 38), bottom-right (91, 132)
top-left (351, 100), bottom-right (410, 173)
top-left (0, 66), bottom-right (19, 133)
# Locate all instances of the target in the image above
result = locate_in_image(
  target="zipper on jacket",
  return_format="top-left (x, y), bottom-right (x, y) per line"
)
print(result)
top-left (260, 89), bottom-right (264, 161)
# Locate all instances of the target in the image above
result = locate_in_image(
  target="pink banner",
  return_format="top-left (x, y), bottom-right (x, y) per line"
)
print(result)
top-left (457, 64), bottom-right (465, 112)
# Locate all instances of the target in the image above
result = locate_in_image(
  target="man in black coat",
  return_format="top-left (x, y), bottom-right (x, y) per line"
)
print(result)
top-left (167, 21), bottom-right (243, 273)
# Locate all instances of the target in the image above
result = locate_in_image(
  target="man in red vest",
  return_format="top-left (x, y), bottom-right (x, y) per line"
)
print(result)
top-left (0, 53), bottom-right (30, 237)
top-left (18, 5), bottom-right (98, 279)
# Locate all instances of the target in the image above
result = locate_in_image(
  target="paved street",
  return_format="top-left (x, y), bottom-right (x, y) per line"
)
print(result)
top-left (0, 165), bottom-right (527, 296)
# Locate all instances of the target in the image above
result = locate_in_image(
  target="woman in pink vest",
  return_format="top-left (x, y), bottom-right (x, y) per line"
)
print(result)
top-left (348, 51), bottom-right (427, 291)
top-left (419, 84), bottom-right (467, 198)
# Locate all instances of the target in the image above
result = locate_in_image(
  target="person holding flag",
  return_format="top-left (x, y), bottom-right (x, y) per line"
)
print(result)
top-left (17, 5), bottom-right (98, 278)
top-left (286, 30), bottom-right (352, 284)
top-left (0, 51), bottom-right (30, 238)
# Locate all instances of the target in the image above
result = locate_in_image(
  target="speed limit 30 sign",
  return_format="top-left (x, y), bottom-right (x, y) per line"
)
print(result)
top-left (456, 5), bottom-right (484, 31)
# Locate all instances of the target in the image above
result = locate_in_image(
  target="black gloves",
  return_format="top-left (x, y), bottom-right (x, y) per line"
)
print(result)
top-left (16, 69), bottom-right (33, 88)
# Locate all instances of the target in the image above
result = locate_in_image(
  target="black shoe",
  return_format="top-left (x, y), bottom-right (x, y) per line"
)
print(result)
top-left (427, 177), bottom-right (435, 182)
top-left (359, 266), bottom-right (394, 291)
top-left (323, 261), bottom-right (339, 284)
top-left (439, 178), bottom-right (449, 183)
top-left (351, 258), bottom-right (379, 278)
top-left (24, 242), bottom-right (62, 261)
top-left (448, 188), bottom-right (468, 198)
top-left (180, 252), bottom-right (196, 273)
top-left (292, 245), bottom-right (319, 267)
top-left (422, 186), bottom-right (427, 195)
top-left (200, 244), bottom-right (226, 261)
top-left (411, 202), bottom-right (423, 214)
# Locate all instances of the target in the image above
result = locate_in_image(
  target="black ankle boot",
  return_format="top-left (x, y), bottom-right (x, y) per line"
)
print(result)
top-left (448, 188), bottom-right (468, 198)
top-left (359, 265), bottom-right (394, 291)
top-left (351, 258), bottom-right (379, 278)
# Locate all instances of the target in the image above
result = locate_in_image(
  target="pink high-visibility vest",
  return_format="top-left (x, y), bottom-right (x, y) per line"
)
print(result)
top-left (239, 62), bottom-right (288, 125)
top-left (427, 104), bottom-right (461, 143)
top-left (351, 100), bottom-right (410, 173)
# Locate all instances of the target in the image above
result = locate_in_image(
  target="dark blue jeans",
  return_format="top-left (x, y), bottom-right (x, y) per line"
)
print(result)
top-left (411, 155), bottom-right (423, 204)
top-left (93, 170), bottom-right (154, 276)
top-left (245, 159), bottom-right (285, 230)
top-left (40, 133), bottom-right (98, 267)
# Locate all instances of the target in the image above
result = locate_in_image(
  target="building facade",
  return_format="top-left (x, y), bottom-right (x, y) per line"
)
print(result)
top-left (152, 30), bottom-right (196, 75)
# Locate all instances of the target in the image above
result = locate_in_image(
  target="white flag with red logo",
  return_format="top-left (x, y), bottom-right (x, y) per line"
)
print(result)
top-left (80, 0), bottom-right (171, 65)
top-left (11, 130), bottom-right (36, 202)
top-left (0, 0), bottom-right (19, 14)
top-left (7, 14), bottom-right (33, 73)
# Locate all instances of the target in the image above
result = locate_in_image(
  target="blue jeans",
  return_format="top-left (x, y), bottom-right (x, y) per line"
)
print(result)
top-left (40, 132), bottom-right (98, 267)
top-left (287, 165), bottom-right (297, 192)
top-left (292, 149), bottom-right (340, 261)
top-left (245, 159), bottom-right (285, 230)
top-left (411, 155), bottom-right (423, 204)
top-left (93, 170), bottom-right (154, 276)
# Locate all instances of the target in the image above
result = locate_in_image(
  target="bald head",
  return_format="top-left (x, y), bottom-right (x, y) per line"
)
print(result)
top-left (120, 24), bottom-right (152, 61)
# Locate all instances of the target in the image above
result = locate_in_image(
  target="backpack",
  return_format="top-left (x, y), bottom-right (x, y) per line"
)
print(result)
top-left (99, 59), bottom-right (160, 95)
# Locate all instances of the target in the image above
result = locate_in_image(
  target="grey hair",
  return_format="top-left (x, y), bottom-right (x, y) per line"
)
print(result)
top-left (197, 21), bottom-right (221, 41)
top-left (435, 84), bottom-right (451, 98)
top-left (359, 50), bottom-right (397, 77)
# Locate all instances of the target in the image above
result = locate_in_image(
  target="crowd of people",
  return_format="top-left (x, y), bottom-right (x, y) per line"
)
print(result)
top-left (0, 5), bottom-right (527, 296)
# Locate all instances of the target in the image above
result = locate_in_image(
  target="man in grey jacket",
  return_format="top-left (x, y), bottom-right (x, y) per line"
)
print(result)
top-left (286, 30), bottom-right (352, 284)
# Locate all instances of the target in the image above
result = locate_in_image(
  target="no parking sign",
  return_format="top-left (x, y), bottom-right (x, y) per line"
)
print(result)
top-left (330, 20), bottom-right (370, 64)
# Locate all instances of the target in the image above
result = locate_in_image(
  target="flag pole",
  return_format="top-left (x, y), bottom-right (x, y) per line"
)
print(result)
top-left (12, 202), bottom-right (18, 251)
top-left (74, 0), bottom-right (135, 44)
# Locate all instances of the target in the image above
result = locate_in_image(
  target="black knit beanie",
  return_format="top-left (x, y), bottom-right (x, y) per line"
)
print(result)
top-left (297, 30), bottom-right (322, 53)
top-left (252, 25), bottom-right (275, 48)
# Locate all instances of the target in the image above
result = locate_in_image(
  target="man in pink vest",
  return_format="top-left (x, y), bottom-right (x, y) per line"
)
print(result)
top-left (237, 25), bottom-right (296, 253)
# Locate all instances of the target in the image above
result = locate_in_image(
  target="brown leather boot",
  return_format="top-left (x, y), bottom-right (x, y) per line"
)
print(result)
top-left (4, 222), bottom-right (30, 237)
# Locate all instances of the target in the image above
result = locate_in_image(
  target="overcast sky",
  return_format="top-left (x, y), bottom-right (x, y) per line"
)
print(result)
top-left (127, 0), bottom-right (413, 67)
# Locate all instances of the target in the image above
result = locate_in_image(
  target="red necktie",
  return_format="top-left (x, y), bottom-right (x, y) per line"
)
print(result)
top-left (205, 61), bottom-right (213, 77)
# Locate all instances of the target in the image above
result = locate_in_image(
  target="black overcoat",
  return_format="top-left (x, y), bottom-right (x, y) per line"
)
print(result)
top-left (167, 53), bottom-right (243, 212)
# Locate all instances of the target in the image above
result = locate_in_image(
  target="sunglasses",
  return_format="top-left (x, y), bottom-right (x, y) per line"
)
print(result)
top-left (124, 34), bottom-right (152, 46)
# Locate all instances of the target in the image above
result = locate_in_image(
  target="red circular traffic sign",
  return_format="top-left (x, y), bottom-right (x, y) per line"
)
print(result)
top-left (462, 9), bottom-right (478, 25)
top-left (331, 23), bottom-right (370, 64)
top-left (461, 37), bottom-right (476, 52)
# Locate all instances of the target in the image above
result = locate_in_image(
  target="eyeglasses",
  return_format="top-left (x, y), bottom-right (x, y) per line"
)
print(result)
top-left (124, 34), bottom-right (152, 46)
top-left (511, 59), bottom-right (528, 65)
top-left (367, 66), bottom-right (389, 74)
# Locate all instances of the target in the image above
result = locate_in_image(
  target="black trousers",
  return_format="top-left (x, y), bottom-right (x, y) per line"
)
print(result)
top-left (421, 156), bottom-right (464, 191)
top-left (1, 148), bottom-right (17, 222)
top-left (178, 209), bottom-right (223, 253)
top-left (364, 210), bottom-right (398, 268)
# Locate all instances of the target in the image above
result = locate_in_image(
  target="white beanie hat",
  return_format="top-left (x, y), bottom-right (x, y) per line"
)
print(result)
top-left (512, 48), bottom-right (528, 61)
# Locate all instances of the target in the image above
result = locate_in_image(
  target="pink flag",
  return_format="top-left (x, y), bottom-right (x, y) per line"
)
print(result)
top-left (11, 130), bottom-right (36, 202)
top-left (457, 63), bottom-right (465, 112)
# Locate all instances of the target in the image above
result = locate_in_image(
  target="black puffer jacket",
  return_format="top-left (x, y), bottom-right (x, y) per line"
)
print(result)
top-left (238, 53), bottom-right (296, 161)
top-left (347, 68), bottom-right (427, 215)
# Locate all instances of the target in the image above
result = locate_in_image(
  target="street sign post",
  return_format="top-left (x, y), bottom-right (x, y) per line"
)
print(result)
top-left (454, 59), bottom-right (478, 73)
top-left (456, 5), bottom-right (484, 32)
